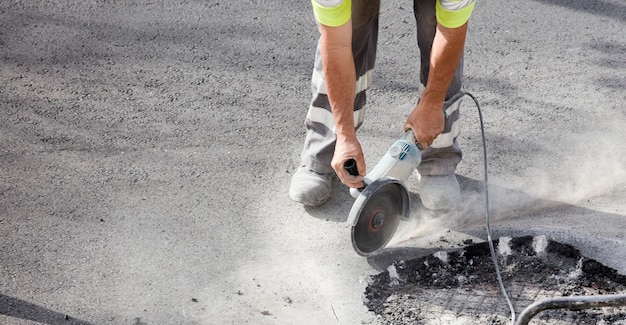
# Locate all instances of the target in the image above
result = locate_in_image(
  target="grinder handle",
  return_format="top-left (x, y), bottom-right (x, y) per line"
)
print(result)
top-left (344, 159), bottom-right (359, 177)
top-left (344, 159), bottom-right (364, 198)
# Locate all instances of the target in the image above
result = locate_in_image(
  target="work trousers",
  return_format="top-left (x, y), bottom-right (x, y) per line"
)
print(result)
top-left (300, 0), bottom-right (463, 176)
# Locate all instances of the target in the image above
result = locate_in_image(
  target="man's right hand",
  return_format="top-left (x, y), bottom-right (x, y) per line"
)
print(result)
top-left (331, 133), bottom-right (365, 188)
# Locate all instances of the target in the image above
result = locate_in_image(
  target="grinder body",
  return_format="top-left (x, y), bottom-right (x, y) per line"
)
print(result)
top-left (348, 131), bottom-right (421, 200)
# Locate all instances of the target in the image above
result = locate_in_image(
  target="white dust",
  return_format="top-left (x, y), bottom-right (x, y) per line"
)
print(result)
top-left (497, 122), bottom-right (626, 209)
top-left (433, 251), bottom-right (449, 263)
top-left (387, 264), bottom-right (401, 285)
top-left (498, 236), bottom-right (513, 257)
top-left (532, 235), bottom-right (549, 255)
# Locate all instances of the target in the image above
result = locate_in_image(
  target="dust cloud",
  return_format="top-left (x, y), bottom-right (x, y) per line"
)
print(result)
top-left (507, 122), bottom-right (626, 207)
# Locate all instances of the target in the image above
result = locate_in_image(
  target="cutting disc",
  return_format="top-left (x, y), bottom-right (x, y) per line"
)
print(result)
top-left (348, 178), bottom-right (410, 256)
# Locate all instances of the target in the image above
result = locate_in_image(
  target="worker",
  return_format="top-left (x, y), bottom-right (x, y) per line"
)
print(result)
top-left (290, 0), bottom-right (475, 211)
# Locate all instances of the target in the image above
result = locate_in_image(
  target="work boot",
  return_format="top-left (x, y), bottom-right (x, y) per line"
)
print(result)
top-left (289, 166), bottom-right (333, 206)
top-left (417, 174), bottom-right (461, 211)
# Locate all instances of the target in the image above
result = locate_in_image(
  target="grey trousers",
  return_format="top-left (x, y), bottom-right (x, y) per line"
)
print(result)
top-left (300, 0), bottom-right (463, 176)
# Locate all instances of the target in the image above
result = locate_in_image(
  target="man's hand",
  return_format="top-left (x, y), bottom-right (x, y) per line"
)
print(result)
top-left (404, 99), bottom-right (445, 150)
top-left (331, 133), bottom-right (365, 188)
top-left (404, 22), bottom-right (467, 149)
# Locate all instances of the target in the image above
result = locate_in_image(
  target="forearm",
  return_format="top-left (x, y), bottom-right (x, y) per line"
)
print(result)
top-left (318, 20), bottom-right (364, 185)
top-left (421, 22), bottom-right (467, 109)
top-left (319, 21), bottom-right (356, 138)
top-left (404, 22), bottom-right (467, 149)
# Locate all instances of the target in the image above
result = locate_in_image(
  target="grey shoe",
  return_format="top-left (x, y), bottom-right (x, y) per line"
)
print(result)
top-left (417, 174), bottom-right (461, 211)
top-left (289, 166), bottom-right (333, 206)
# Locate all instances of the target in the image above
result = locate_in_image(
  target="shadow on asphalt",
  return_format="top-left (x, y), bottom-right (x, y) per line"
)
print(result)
top-left (303, 177), bottom-right (356, 223)
top-left (533, 0), bottom-right (625, 23)
top-left (0, 294), bottom-right (93, 324)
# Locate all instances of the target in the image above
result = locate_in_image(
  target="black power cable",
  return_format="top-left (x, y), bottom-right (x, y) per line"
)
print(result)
top-left (463, 92), bottom-right (517, 324)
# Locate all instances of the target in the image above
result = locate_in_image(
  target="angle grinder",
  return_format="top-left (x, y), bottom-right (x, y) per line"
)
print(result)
top-left (344, 93), bottom-right (464, 256)
top-left (344, 130), bottom-right (421, 256)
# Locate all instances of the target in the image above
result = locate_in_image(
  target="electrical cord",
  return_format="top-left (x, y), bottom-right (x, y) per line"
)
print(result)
top-left (463, 92), bottom-right (517, 324)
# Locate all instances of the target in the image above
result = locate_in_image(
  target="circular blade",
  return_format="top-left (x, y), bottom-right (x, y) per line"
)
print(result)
top-left (351, 180), bottom-right (407, 256)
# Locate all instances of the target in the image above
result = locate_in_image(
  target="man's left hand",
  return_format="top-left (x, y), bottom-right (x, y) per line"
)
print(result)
top-left (404, 99), bottom-right (445, 150)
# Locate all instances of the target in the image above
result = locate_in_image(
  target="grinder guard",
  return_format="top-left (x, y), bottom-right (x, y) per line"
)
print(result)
top-left (346, 130), bottom-right (420, 256)
top-left (348, 178), bottom-right (410, 256)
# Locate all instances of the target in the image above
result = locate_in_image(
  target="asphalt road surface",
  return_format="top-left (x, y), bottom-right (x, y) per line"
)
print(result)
top-left (1, 0), bottom-right (625, 324)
